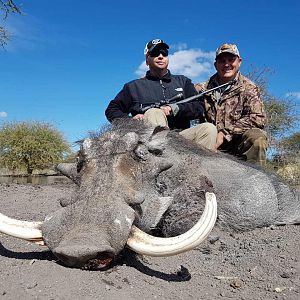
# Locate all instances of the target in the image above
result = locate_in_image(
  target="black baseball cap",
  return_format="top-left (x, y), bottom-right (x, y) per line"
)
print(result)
top-left (144, 39), bottom-right (169, 55)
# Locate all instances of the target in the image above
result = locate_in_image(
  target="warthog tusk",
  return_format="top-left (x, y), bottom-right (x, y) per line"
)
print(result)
top-left (0, 213), bottom-right (44, 245)
top-left (126, 192), bottom-right (217, 256)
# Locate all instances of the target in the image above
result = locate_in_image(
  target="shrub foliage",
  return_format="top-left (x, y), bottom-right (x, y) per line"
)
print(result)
top-left (0, 121), bottom-right (71, 174)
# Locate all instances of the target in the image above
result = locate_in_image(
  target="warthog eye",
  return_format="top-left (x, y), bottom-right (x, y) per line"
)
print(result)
top-left (76, 158), bottom-right (84, 172)
top-left (76, 149), bottom-right (87, 172)
top-left (134, 144), bottom-right (149, 160)
top-left (148, 148), bottom-right (163, 156)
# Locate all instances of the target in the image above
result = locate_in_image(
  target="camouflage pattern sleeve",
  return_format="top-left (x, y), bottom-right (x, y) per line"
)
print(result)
top-left (228, 84), bottom-right (266, 136)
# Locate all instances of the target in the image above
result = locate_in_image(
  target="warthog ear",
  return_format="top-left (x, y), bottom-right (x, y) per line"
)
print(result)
top-left (148, 126), bottom-right (169, 155)
top-left (152, 126), bottom-right (169, 135)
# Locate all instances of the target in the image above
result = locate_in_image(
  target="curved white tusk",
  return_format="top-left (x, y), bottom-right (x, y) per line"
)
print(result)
top-left (0, 213), bottom-right (44, 245)
top-left (127, 192), bottom-right (217, 256)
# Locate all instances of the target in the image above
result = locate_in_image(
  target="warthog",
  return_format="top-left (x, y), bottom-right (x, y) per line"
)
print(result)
top-left (1, 120), bottom-right (299, 270)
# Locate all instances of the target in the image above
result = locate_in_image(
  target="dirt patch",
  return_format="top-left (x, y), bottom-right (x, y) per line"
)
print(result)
top-left (0, 183), bottom-right (299, 300)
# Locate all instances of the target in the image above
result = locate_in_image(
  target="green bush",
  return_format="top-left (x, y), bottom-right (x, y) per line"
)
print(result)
top-left (0, 121), bottom-right (71, 174)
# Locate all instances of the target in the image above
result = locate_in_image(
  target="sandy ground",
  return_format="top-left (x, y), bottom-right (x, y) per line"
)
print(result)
top-left (0, 182), bottom-right (299, 300)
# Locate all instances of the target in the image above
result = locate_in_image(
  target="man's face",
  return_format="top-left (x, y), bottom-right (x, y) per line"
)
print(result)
top-left (214, 53), bottom-right (242, 83)
top-left (146, 47), bottom-right (169, 73)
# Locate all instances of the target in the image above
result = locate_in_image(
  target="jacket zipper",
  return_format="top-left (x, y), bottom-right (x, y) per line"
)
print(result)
top-left (160, 79), bottom-right (166, 100)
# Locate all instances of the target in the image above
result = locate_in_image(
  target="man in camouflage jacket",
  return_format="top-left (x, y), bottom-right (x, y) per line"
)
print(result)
top-left (194, 43), bottom-right (267, 166)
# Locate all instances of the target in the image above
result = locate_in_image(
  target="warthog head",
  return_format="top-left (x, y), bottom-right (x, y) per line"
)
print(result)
top-left (0, 121), bottom-right (218, 269)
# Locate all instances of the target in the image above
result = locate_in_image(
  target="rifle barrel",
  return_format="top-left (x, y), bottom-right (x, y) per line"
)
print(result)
top-left (174, 80), bottom-right (235, 105)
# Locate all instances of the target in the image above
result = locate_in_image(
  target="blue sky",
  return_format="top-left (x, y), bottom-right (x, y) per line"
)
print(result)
top-left (1, 0), bottom-right (299, 150)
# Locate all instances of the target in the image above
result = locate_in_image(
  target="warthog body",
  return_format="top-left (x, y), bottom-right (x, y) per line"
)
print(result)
top-left (1, 120), bottom-right (299, 269)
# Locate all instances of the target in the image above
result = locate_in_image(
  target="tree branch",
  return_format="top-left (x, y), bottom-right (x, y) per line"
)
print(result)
top-left (0, 0), bottom-right (21, 47)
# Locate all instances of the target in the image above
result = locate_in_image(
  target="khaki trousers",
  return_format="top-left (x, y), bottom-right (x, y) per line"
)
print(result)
top-left (220, 128), bottom-right (268, 166)
top-left (143, 108), bottom-right (168, 127)
top-left (179, 123), bottom-right (217, 150)
top-left (143, 108), bottom-right (217, 150)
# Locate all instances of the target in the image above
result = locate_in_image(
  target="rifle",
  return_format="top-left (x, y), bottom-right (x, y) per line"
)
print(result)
top-left (140, 80), bottom-right (235, 113)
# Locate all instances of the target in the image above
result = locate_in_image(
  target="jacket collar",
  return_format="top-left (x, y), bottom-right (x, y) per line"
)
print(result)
top-left (206, 72), bottom-right (244, 103)
top-left (208, 72), bottom-right (243, 90)
top-left (146, 70), bottom-right (172, 82)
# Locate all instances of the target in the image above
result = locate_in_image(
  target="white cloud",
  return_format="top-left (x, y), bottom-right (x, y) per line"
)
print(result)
top-left (170, 43), bottom-right (188, 51)
top-left (0, 112), bottom-right (8, 118)
top-left (169, 49), bottom-right (215, 78)
top-left (135, 48), bottom-right (215, 82)
top-left (135, 62), bottom-right (148, 77)
top-left (286, 92), bottom-right (300, 99)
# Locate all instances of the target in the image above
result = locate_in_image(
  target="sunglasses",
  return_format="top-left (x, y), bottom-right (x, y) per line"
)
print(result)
top-left (148, 49), bottom-right (169, 57)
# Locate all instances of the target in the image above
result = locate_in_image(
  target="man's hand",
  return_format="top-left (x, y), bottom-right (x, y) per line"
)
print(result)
top-left (132, 114), bottom-right (144, 120)
top-left (215, 131), bottom-right (225, 150)
top-left (160, 105), bottom-right (172, 116)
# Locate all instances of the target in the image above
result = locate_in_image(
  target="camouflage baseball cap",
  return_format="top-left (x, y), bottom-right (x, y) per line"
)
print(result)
top-left (216, 44), bottom-right (240, 58)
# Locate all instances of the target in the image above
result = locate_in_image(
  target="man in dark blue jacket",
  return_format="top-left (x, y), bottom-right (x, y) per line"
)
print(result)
top-left (105, 39), bottom-right (217, 149)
